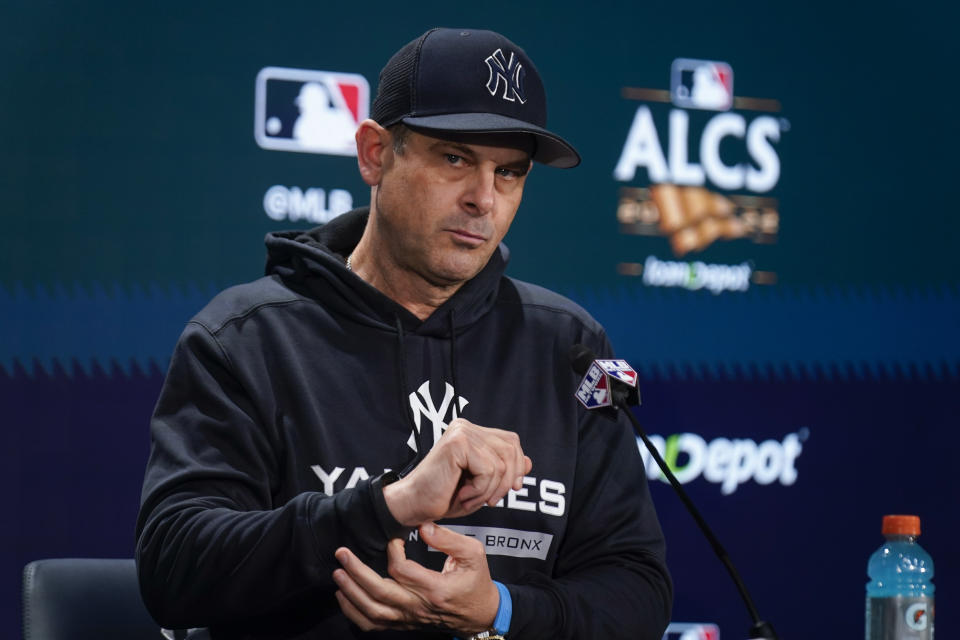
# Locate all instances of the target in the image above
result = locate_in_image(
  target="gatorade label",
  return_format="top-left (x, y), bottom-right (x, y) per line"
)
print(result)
top-left (867, 596), bottom-right (934, 640)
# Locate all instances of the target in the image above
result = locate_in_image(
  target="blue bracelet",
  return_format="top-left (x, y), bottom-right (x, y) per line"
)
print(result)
top-left (456, 582), bottom-right (512, 640)
top-left (492, 581), bottom-right (512, 635)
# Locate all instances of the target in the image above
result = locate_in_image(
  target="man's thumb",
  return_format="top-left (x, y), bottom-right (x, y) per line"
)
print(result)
top-left (419, 522), bottom-right (479, 559)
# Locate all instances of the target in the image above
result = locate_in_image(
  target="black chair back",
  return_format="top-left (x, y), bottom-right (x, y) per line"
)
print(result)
top-left (22, 558), bottom-right (160, 640)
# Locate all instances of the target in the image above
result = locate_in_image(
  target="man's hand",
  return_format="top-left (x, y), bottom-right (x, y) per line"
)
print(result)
top-left (333, 522), bottom-right (499, 636)
top-left (383, 418), bottom-right (532, 526)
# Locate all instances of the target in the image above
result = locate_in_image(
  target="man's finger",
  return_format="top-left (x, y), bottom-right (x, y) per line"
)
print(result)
top-left (386, 534), bottom-right (439, 586)
top-left (419, 522), bottom-right (485, 565)
top-left (492, 438), bottom-right (520, 507)
top-left (485, 434), bottom-right (525, 507)
top-left (335, 547), bottom-right (387, 588)
top-left (332, 566), bottom-right (405, 627)
top-left (336, 546), bottom-right (399, 584)
top-left (387, 523), bottom-right (482, 587)
top-left (334, 589), bottom-right (380, 631)
top-left (458, 444), bottom-right (502, 511)
top-left (333, 547), bottom-right (415, 619)
top-left (484, 428), bottom-right (528, 495)
top-left (455, 441), bottom-right (521, 513)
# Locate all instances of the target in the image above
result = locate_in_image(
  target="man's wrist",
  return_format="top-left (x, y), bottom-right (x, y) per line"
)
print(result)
top-left (369, 472), bottom-right (416, 539)
top-left (379, 473), bottom-right (422, 527)
top-left (461, 580), bottom-right (511, 640)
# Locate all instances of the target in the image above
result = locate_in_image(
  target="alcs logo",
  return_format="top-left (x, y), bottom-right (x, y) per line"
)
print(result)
top-left (254, 66), bottom-right (369, 156)
top-left (613, 57), bottom-right (788, 284)
top-left (614, 57), bottom-right (785, 193)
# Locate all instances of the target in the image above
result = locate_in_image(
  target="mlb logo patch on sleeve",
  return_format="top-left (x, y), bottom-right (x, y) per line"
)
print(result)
top-left (255, 67), bottom-right (370, 156)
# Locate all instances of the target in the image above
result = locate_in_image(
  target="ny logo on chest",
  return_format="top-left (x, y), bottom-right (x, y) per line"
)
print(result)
top-left (406, 380), bottom-right (469, 452)
top-left (310, 380), bottom-right (468, 495)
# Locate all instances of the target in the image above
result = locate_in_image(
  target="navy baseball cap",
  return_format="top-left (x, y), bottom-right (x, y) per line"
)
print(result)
top-left (371, 28), bottom-right (581, 168)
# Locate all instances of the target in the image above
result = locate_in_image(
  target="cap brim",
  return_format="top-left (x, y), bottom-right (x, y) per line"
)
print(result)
top-left (401, 113), bottom-right (581, 169)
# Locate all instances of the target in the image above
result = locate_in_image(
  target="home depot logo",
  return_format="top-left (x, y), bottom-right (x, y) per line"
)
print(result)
top-left (638, 429), bottom-right (808, 495)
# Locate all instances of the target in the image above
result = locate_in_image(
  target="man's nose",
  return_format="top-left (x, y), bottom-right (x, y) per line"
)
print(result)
top-left (462, 168), bottom-right (496, 216)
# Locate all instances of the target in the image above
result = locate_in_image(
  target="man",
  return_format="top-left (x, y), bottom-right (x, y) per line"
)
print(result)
top-left (136, 28), bottom-right (672, 640)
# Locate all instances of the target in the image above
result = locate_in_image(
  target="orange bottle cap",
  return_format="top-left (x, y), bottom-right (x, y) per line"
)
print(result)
top-left (882, 514), bottom-right (921, 536)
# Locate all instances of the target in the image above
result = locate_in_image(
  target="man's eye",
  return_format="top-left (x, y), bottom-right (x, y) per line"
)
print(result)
top-left (496, 167), bottom-right (521, 179)
top-left (444, 154), bottom-right (463, 165)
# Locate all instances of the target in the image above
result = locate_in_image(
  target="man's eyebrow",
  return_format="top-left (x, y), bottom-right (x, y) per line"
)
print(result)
top-left (431, 140), bottom-right (531, 172)
top-left (431, 140), bottom-right (478, 160)
top-left (503, 159), bottom-right (531, 176)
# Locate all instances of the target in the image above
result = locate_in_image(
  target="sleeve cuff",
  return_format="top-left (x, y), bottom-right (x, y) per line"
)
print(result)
top-left (369, 471), bottom-right (414, 542)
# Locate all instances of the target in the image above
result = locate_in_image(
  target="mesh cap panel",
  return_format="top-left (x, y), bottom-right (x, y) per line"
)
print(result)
top-left (370, 30), bottom-right (434, 127)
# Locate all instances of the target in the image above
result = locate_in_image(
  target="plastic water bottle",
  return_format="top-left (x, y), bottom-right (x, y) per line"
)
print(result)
top-left (865, 514), bottom-right (935, 639)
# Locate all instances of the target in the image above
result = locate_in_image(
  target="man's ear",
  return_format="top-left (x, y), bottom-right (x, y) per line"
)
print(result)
top-left (355, 119), bottom-right (391, 186)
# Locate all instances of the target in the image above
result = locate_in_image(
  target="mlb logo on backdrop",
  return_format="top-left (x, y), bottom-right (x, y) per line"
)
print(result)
top-left (662, 622), bottom-right (720, 640)
top-left (670, 59), bottom-right (733, 111)
top-left (255, 67), bottom-right (369, 156)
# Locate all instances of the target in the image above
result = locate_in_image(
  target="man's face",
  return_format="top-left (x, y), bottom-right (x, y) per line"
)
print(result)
top-left (371, 128), bottom-right (533, 288)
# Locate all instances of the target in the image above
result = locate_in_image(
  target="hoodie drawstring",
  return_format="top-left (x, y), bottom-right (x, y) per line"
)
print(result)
top-left (449, 309), bottom-right (460, 422)
top-left (394, 311), bottom-right (462, 477)
top-left (395, 317), bottom-right (421, 477)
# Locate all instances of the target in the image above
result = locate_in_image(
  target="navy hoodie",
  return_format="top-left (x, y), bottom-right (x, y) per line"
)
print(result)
top-left (136, 208), bottom-right (672, 639)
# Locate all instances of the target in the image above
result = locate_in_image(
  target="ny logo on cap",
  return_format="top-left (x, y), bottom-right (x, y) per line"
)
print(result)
top-left (484, 49), bottom-right (526, 104)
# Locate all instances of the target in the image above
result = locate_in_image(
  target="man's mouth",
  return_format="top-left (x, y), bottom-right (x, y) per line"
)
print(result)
top-left (446, 229), bottom-right (487, 246)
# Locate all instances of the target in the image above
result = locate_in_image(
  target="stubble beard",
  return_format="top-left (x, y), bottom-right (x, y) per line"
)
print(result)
top-left (373, 185), bottom-right (477, 289)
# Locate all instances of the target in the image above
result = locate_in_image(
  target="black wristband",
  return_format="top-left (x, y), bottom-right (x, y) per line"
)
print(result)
top-left (369, 471), bottom-right (415, 542)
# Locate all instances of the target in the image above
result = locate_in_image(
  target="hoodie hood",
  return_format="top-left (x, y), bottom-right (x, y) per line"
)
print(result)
top-left (264, 207), bottom-right (510, 338)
